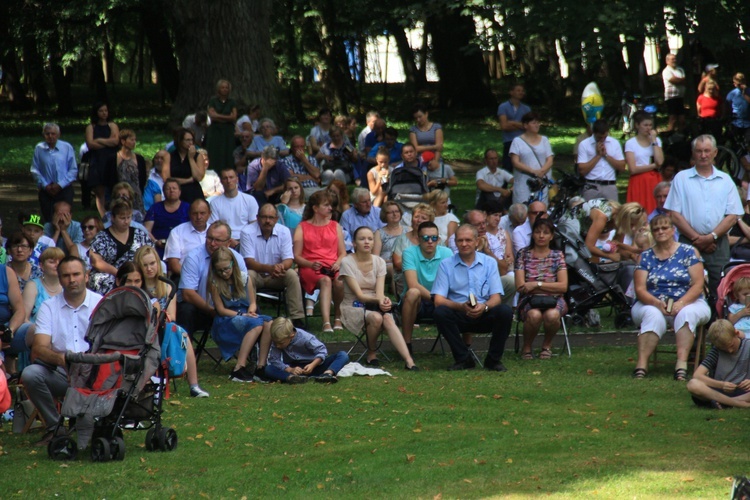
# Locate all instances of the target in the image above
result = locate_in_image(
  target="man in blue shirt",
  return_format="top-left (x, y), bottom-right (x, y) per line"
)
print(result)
top-left (401, 221), bottom-right (453, 352)
top-left (497, 84), bottom-right (531, 173)
top-left (431, 224), bottom-right (513, 371)
top-left (339, 187), bottom-right (385, 236)
top-left (30, 123), bottom-right (78, 222)
top-left (366, 127), bottom-right (403, 166)
top-left (725, 73), bottom-right (750, 140)
top-left (177, 221), bottom-right (247, 335)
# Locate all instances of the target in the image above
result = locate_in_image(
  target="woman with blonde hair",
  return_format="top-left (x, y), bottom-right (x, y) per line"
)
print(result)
top-left (424, 190), bottom-right (458, 244)
top-left (614, 202), bottom-right (647, 261)
top-left (574, 198), bottom-right (622, 263)
top-left (391, 203), bottom-right (436, 296)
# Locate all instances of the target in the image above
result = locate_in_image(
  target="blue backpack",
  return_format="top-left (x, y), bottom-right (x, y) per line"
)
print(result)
top-left (161, 322), bottom-right (188, 377)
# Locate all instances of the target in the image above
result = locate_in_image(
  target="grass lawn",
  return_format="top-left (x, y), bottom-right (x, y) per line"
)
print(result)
top-left (1, 345), bottom-right (747, 498)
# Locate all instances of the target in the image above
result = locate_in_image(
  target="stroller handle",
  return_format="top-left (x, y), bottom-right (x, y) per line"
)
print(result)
top-left (159, 276), bottom-right (177, 304)
top-left (66, 351), bottom-right (123, 364)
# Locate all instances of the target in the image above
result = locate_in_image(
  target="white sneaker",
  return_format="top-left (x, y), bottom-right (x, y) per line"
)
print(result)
top-left (190, 385), bottom-right (210, 398)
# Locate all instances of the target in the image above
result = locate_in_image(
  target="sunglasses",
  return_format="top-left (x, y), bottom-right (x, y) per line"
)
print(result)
top-left (421, 235), bottom-right (439, 242)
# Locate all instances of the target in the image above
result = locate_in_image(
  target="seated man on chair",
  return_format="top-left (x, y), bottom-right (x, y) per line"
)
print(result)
top-left (178, 221), bottom-right (247, 338)
top-left (21, 256), bottom-right (102, 446)
top-left (401, 221), bottom-right (453, 354)
top-left (432, 224), bottom-right (513, 372)
top-left (240, 203), bottom-right (305, 329)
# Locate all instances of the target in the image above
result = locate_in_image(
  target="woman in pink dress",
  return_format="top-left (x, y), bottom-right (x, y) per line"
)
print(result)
top-left (294, 190), bottom-right (346, 333)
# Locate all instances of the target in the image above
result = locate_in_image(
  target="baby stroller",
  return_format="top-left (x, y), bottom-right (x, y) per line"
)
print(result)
top-left (555, 208), bottom-right (635, 328)
top-left (47, 284), bottom-right (177, 462)
top-left (386, 165), bottom-right (429, 213)
top-left (716, 262), bottom-right (750, 318)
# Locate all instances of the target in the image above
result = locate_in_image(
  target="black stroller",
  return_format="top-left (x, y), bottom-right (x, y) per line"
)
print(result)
top-left (555, 207), bottom-right (635, 328)
top-left (386, 165), bottom-right (429, 213)
top-left (47, 284), bottom-right (178, 462)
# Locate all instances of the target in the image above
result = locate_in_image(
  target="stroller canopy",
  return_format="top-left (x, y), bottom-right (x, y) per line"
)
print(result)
top-left (86, 286), bottom-right (159, 353)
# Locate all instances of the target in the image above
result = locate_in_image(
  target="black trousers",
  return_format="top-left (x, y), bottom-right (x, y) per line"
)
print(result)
top-left (434, 304), bottom-right (513, 364)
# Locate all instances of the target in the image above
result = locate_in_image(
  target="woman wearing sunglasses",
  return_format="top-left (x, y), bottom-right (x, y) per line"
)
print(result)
top-left (68, 215), bottom-right (103, 269)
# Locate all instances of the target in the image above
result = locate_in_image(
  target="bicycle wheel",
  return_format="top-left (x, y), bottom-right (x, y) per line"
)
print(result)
top-left (715, 145), bottom-right (741, 182)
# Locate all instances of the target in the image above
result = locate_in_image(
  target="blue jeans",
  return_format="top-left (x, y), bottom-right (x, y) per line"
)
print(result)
top-left (434, 304), bottom-right (513, 365)
top-left (265, 351), bottom-right (350, 382)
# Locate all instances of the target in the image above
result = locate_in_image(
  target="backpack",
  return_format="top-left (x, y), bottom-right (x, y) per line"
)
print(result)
top-left (161, 322), bottom-right (188, 377)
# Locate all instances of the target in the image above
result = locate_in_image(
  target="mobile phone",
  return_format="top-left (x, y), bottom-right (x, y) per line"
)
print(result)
top-left (469, 293), bottom-right (477, 307)
top-left (666, 298), bottom-right (674, 314)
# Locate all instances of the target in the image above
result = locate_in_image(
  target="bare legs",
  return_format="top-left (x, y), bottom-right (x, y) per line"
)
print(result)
top-left (522, 309), bottom-right (561, 355)
top-left (401, 288), bottom-right (420, 343)
top-left (233, 321), bottom-right (271, 372)
top-left (636, 323), bottom-right (694, 372)
top-left (365, 312), bottom-right (416, 368)
top-left (687, 379), bottom-right (750, 408)
top-left (316, 277), bottom-right (343, 328)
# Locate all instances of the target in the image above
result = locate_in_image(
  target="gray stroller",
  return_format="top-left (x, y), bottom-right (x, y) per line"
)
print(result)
top-left (47, 285), bottom-right (178, 461)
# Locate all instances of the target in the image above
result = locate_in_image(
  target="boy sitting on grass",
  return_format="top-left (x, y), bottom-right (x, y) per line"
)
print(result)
top-left (686, 319), bottom-right (750, 409)
top-left (266, 317), bottom-right (349, 384)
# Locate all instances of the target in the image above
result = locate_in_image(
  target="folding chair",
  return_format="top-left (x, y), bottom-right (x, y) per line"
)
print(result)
top-left (513, 312), bottom-right (572, 358)
top-left (649, 324), bottom-right (706, 374)
top-left (192, 320), bottom-right (222, 368)
top-left (256, 287), bottom-right (288, 317)
top-left (346, 309), bottom-right (392, 363)
top-left (429, 328), bottom-right (483, 366)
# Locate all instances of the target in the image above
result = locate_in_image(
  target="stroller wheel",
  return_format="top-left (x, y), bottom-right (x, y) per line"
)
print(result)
top-left (48, 436), bottom-right (78, 461)
top-left (161, 428), bottom-right (178, 452)
top-left (111, 436), bottom-right (125, 461)
top-left (91, 437), bottom-right (111, 462)
top-left (145, 428), bottom-right (157, 451)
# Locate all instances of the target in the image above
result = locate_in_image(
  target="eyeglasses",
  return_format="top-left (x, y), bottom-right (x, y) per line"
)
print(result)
top-left (421, 235), bottom-right (439, 242)
top-left (216, 263), bottom-right (233, 274)
top-left (206, 236), bottom-right (230, 244)
top-left (11, 244), bottom-right (30, 250)
top-left (82, 225), bottom-right (97, 230)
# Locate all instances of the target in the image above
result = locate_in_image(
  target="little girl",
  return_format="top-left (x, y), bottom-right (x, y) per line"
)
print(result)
top-left (727, 277), bottom-right (750, 335)
top-left (208, 247), bottom-right (273, 383)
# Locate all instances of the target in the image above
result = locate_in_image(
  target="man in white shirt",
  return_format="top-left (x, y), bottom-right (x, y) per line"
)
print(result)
top-left (21, 256), bottom-right (103, 446)
top-left (512, 201), bottom-right (547, 256)
top-left (358, 111), bottom-right (379, 156)
top-left (475, 149), bottom-right (513, 212)
top-left (208, 168), bottom-right (259, 248)
top-left (240, 204), bottom-right (304, 328)
top-left (662, 53), bottom-right (686, 132)
top-left (577, 119), bottom-right (626, 201)
top-left (165, 199), bottom-right (211, 277)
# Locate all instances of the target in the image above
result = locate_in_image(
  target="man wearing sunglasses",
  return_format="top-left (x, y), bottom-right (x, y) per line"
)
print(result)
top-left (400, 221), bottom-right (453, 353)
top-left (178, 221), bottom-right (247, 335)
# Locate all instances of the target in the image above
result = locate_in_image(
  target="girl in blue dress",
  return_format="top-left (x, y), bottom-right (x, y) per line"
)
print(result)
top-left (208, 247), bottom-right (272, 383)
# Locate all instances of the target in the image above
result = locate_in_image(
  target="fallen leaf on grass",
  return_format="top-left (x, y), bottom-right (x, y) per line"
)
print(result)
top-left (591, 429), bottom-right (599, 433)
top-left (532, 371), bottom-right (541, 375)
top-left (406, 454), bottom-right (416, 463)
top-left (647, 410), bottom-right (655, 417)
top-left (140, 457), bottom-right (146, 463)
top-left (413, 428), bottom-right (422, 433)
top-left (493, 394), bottom-right (502, 399)
top-left (207, 426), bottom-right (216, 432)
top-left (205, 441), bottom-right (213, 447)
top-left (587, 369), bottom-right (594, 375)
top-left (474, 459), bottom-right (486, 464)
top-left (681, 477), bottom-right (694, 482)
top-left (282, 474), bottom-right (289, 482)
top-left (502, 421), bottom-right (510, 425)
top-left (169, 400), bottom-right (181, 405)
top-left (475, 394), bottom-right (487, 399)
top-left (314, 441), bottom-right (326, 447)
top-left (317, 484), bottom-right (324, 489)
top-left (463, 479), bottom-right (472, 483)
top-left (433, 494), bottom-right (442, 500)
top-left (506, 458), bottom-right (513, 464)
top-left (196, 434), bottom-right (203, 439)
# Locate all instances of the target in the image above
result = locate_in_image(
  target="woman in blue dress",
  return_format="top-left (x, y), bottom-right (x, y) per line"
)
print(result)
top-left (208, 247), bottom-right (272, 383)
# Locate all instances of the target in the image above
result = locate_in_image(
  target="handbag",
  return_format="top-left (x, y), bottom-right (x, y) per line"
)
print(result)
top-left (12, 386), bottom-right (36, 434)
top-left (526, 295), bottom-right (558, 311)
top-left (731, 242), bottom-right (750, 261)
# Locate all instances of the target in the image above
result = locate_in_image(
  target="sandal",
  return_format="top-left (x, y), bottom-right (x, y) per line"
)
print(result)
top-left (521, 352), bottom-right (534, 360)
top-left (709, 400), bottom-right (725, 410)
top-left (305, 306), bottom-right (314, 317)
top-left (632, 368), bottom-right (647, 379)
top-left (674, 368), bottom-right (688, 381)
top-left (333, 318), bottom-right (343, 331)
top-left (539, 348), bottom-right (552, 360)
top-left (322, 321), bottom-right (334, 333)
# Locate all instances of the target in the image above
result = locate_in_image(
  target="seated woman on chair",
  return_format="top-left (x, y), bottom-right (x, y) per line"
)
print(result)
top-left (631, 214), bottom-right (711, 380)
top-left (515, 218), bottom-right (568, 360)
top-left (338, 226), bottom-right (418, 371)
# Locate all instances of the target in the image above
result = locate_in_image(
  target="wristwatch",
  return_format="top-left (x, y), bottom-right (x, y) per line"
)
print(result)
top-left (537, 281), bottom-right (542, 288)
top-left (711, 232), bottom-right (718, 241)
top-left (484, 304), bottom-right (489, 314)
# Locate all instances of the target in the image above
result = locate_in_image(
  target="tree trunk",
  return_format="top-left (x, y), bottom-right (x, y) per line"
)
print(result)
top-left (389, 23), bottom-right (425, 97)
top-left (0, 0), bottom-right (31, 109)
top-left (310, 0), bottom-right (358, 113)
top-left (137, 26), bottom-right (145, 89)
top-left (104, 38), bottom-right (115, 84)
top-left (625, 38), bottom-right (648, 95)
top-left (171, 0), bottom-right (281, 126)
top-left (22, 34), bottom-right (51, 106)
top-left (49, 31), bottom-right (74, 116)
top-left (90, 53), bottom-right (108, 102)
top-left (141, 0), bottom-right (180, 101)
top-left (425, 7), bottom-right (495, 109)
top-left (284, 0), bottom-right (305, 122)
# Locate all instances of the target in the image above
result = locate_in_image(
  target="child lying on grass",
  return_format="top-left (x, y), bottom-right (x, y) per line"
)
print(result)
top-left (266, 317), bottom-right (349, 384)
top-left (686, 319), bottom-right (750, 409)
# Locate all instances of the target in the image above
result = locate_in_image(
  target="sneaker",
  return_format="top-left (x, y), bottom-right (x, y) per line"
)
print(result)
top-left (286, 374), bottom-right (309, 384)
top-left (229, 366), bottom-right (255, 383)
top-left (314, 373), bottom-right (338, 384)
top-left (190, 385), bottom-right (210, 398)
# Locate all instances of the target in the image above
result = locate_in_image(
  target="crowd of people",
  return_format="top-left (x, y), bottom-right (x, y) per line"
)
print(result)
top-left (4, 72), bottom-right (750, 444)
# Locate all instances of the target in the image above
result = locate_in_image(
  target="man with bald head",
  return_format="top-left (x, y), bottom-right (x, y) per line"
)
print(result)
top-left (513, 201), bottom-right (547, 255)
top-left (165, 198), bottom-right (211, 277)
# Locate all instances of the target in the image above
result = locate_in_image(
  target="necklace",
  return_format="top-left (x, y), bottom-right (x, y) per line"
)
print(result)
top-left (41, 276), bottom-right (62, 294)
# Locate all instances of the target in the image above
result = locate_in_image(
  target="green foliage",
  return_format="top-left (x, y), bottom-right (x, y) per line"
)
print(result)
top-left (1, 346), bottom-right (745, 497)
